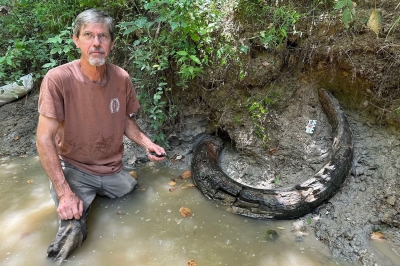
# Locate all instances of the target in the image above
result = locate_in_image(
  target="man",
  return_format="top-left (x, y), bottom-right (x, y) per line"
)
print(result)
top-left (36, 8), bottom-right (166, 261)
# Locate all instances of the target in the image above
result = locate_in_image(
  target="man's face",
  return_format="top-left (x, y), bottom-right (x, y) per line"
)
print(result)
top-left (73, 23), bottom-right (114, 66)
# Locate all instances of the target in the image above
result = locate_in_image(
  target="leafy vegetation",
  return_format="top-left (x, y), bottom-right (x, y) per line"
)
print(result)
top-left (334, 0), bottom-right (355, 29)
top-left (119, 0), bottom-right (237, 88)
top-left (3, 0), bottom-right (396, 145)
top-left (237, 1), bottom-right (301, 49)
top-left (0, 0), bottom-right (309, 145)
top-left (117, 0), bottom-right (240, 145)
top-left (137, 82), bottom-right (170, 146)
top-left (247, 93), bottom-right (278, 147)
top-left (274, 174), bottom-right (281, 185)
top-left (0, 0), bottom-right (128, 85)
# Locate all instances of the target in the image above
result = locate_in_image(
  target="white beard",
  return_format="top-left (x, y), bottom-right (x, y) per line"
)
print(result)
top-left (89, 57), bottom-right (106, 66)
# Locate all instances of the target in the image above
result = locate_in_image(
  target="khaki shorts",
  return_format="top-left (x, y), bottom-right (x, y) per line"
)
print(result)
top-left (50, 160), bottom-right (137, 210)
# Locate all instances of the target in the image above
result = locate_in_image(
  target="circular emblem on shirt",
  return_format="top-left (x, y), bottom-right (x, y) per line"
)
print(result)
top-left (110, 98), bottom-right (120, 113)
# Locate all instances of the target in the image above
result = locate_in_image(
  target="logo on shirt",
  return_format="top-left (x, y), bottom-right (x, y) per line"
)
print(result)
top-left (110, 98), bottom-right (120, 113)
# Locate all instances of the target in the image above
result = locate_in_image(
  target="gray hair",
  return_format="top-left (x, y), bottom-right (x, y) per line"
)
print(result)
top-left (73, 8), bottom-right (115, 41)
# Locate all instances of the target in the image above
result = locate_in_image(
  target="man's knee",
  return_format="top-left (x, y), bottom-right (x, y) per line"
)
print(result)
top-left (117, 171), bottom-right (137, 196)
top-left (102, 170), bottom-right (137, 198)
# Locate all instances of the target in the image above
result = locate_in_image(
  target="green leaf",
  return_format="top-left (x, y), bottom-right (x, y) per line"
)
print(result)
top-left (189, 55), bottom-right (201, 65)
top-left (135, 17), bottom-right (148, 29)
top-left (199, 28), bottom-right (208, 35)
top-left (50, 47), bottom-right (61, 55)
top-left (145, 21), bottom-right (154, 30)
top-left (274, 174), bottom-right (280, 184)
top-left (6, 57), bottom-right (13, 66)
top-left (47, 36), bottom-right (62, 44)
top-left (190, 32), bottom-right (200, 42)
top-left (170, 21), bottom-right (180, 31)
top-left (177, 51), bottom-right (188, 56)
top-left (187, 66), bottom-right (194, 75)
top-left (342, 8), bottom-right (353, 29)
top-left (123, 27), bottom-right (136, 36)
top-left (334, 0), bottom-right (351, 9)
top-left (240, 45), bottom-right (249, 54)
top-left (120, 21), bottom-right (136, 27)
top-left (42, 62), bottom-right (55, 68)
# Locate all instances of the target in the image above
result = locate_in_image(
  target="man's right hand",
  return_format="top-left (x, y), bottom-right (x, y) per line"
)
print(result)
top-left (57, 192), bottom-right (84, 220)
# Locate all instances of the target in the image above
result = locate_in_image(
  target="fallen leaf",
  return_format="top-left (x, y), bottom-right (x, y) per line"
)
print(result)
top-left (268, 149), bottom-right (278, 155)
top-left (169, 187), bottom-right (177, 192)
top-left (179, 207), bottom-right (192, 217)
top-left (13, 135), bottom-right (19, 141)
top-left (168, 181), bottom-right (177, 186)
top-left (367, 9), bottom-right (381, 37)
top-left (171, 154), bottom-right (185, 163)
top-left (182, 184), bottom-right (196, 189)
top-left (188, 259), bottom-right (197, 266)
top-left (181, 170), bottom-right (191, 179)
top-left (277, 226), bottom-right (285, 230)
top-left (27, 180), bottom-right (34, 183)
top-left (129, 171), bottom-right (138, 179)
top-left (141, 187), bottom-right (146, 191)
top-left (371, 231), bottom-right (385, 242)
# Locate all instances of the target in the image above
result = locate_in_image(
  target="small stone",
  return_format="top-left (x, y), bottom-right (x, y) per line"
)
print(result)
top-left (332, 248), bottom-right (341, 258)
top-left (295, 236), bottom-right (303, 242)
top-left (343, 229), bottom-right (355, 240)
top-left (369, 217), bottom-right (380, 225)
top-left (356, 168), bottom-right (364, 176)
top-left (387, 195), bottom-right (395, 206)
top-left (265, 229), bottom-right (279, 241)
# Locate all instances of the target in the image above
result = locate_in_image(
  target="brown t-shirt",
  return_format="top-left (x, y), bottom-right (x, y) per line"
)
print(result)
top-left (38, 60), bottom-right (140, 175)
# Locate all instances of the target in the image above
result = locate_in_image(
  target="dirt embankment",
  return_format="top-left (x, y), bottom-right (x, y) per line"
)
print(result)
top-left (165, 2), bottom-right (400, 265)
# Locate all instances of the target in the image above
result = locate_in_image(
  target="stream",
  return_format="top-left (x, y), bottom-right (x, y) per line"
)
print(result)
top-left (0, 155), bottom-right (356, 266)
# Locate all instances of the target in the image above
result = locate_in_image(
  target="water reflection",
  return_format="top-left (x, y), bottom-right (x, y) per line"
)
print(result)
top-left (0, 156), bottom-right (351, 266)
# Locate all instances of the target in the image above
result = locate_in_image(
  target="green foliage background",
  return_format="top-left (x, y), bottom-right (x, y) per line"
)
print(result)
top-left (2, 0), bottom-right (396, 145)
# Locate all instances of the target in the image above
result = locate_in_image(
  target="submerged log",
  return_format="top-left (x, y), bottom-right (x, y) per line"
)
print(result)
top-left (191, 89), bottom-right (353, 219)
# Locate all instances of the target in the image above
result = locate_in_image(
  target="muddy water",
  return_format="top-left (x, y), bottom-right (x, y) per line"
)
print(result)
top-left (0, 156), bottom-right (353, 266)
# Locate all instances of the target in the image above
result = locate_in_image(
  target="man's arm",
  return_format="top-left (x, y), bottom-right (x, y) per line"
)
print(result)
top-left (36, 114), bottom-right (83, 220)
top-left (124, 116), bottom-right (166, 161)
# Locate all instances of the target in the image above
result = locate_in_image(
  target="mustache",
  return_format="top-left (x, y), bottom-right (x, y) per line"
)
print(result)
top-left (89, 48), bottom-right (105, 53)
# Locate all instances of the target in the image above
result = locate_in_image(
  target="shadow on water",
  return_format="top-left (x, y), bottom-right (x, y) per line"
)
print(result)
top-left (0, 156), bottom-right (355, 266)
